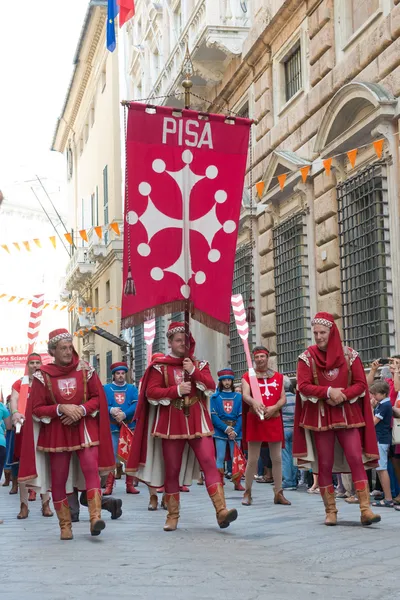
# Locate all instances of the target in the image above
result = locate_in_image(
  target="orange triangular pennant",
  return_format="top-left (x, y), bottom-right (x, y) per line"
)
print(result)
top-left (323, 158), bottom-right (332, 176)
top-left (1, 245), bottom-right (10, 254)
top-left (277, 174), bottom-right (287, 190)
top-left (13, 243), bottom-right (20, 251)
top-left (23, 241), bottom-right (30, 252)
top-left (53, 304), bottom-right (58, 310)
top-left (18, 298), bottom-right (25, 304)
top-left (8, 296), bottom-right (16, 302)
top-left (300, 165), bottom-right (310, 183)
top-left (94, 226), bottom-right (103, 239)
top-left (60, 305), bottom-right (66, 311)
top-left (49, 236), bottom-right (56, 249)
top-left (347, 148), bottom-right (358, 168)
top-left (0, 294), bottom-right (6, 299)
top-left (110, 222), bottom-right (120, 236)
top-left (255, 181), bottom-right (265, 198)
top-left (68, 305), bottom-right (75, 313)
top-left (373, 139), bottom-right (384, 159)
top-left (64, 233), bottom-right (73, 245)
top-left (34, 239), bottom-right (41, 248)
top-left (79, 230), bottom-right (88, 243)
top-left (43, 303), bottom-right (49, 309)
top-left (86, 307), bottom-right (91, 313)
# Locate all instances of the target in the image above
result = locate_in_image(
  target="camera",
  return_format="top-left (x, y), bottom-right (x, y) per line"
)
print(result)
top-left (378, 358), bottom-right (390, 365)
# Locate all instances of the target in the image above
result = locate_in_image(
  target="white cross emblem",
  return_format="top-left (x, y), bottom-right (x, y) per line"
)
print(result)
top-left (258, 378), bottom-right (278, 398)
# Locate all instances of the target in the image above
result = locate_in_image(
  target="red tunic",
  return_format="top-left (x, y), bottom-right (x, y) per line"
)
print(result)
top-left (242, 371), bottom-right (284, 444)
top-left (148, 359), bottom-right (215, 439)
top-left (296, 347), bottom-right (366, 431)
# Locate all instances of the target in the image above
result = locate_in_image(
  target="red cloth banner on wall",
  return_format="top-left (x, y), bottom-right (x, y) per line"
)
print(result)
top-left (121, 103), bottom-right (251, 334)
top-left (0, 354), bottom-right (52, 370)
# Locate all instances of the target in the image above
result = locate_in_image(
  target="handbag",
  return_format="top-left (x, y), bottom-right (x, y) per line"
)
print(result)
top-left (392, 417), bottom-right (400, 445)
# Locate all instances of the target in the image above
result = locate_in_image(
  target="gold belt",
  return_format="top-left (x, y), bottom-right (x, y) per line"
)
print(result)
top-left (171, 396), bottom-right (199, 411)
top-left (222, 419), bottom-right (236, 427)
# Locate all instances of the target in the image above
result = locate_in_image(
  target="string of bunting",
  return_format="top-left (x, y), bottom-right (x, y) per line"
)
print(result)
top-left (0, 293), bottom-right (122, 313)
top-left (0, 222), bottom-right (121, 254)
top-left (255, 138), bottom-right (385, 197)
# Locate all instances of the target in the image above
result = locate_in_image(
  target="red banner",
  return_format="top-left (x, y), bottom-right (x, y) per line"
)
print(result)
top-left (121, 103), bottom-right (251, 334)
top-left (0, 354), bottom-right (52, 370)
top-left (232, 442), bottom-right (247, 482)
top-left (117, 423), bottom-right (134, 463)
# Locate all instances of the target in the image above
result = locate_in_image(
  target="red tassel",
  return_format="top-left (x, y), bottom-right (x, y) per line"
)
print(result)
top-left (124, 267), bottom-right (136, 296)
top-left (246, 298), bottom-right (256, 324)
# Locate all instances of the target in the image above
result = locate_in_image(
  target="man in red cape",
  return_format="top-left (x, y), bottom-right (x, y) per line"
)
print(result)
top-left (293, 312), bottom-right (380, 526)
top-left (18, 329), bottom-right (115, 540)
top-left (126, 322), bottom-right (238, 531)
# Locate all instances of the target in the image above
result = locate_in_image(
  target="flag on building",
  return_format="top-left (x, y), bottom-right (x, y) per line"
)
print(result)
top-left (107, 0), bottom-right (119, 52)
top-left (118, 0), bottom-right (135, 27)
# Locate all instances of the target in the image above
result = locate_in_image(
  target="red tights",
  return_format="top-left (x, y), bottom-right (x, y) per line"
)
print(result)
top-left (162, 436), bottom-right (220, 493)
top-left (314, 428), bottom-right (367, 487)
top-left (50, 446), bottom-right (100, 503)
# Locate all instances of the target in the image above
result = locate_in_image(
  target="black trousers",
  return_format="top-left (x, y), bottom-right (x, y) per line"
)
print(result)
top-left (0, 446), bottom-right (6, 480)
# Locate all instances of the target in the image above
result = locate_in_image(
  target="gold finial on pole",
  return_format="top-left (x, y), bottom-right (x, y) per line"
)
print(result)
top-left (181, 42), bottom-right (194, 109)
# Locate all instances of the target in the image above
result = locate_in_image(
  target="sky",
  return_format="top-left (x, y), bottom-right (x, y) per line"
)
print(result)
top-left (0, 0), bottom-right (90, 392)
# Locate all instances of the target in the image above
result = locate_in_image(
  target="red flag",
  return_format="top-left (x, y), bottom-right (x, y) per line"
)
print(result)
top-left (231, 442), bottom-right (247, 482)
top-left (117, 422), bottom-right (134, 463)
top-left (122, 103), bottom-right (251, 334)
top-left (18, 294), bottom-right (45, 416)
top-left (117, 0), bottom-right (135, 26)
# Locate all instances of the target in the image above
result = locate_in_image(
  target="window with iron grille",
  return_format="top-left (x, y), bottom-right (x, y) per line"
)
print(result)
top-left (229, 243), bottom-right (253, 378)
top-left (284, 43), bottom-right (302, 102)
top-left (337, 163), bottom-right (393, 362)
top-left (273, 213), bottom-right (310, 375)
top-left (153, 316), bottom-right (165, 354)
top-left (106, 350), bottom-right (112, 384)
top-left (134, 324), bottom-right (146, 385)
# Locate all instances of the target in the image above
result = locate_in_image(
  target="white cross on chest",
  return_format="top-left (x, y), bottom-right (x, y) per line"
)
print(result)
top-left (258, 378), bottom-right (278, 398)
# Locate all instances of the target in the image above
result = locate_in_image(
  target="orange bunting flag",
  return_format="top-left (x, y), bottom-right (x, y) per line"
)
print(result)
top-left (373, 139), bottom-right (384, 159)
top-left (79, 230), bottom-right (88, 243)
top-left (23, 241), bottom-right (30, 252)
top-left (1, 245), bottom-right (10, 254)
top-left (109, 320), bottom-right (114, 324)
top-left (255, 181), bottom-right (265, 198)
top-left (92, 308), bottom-right (97, 313)
top-left (300, 165), bottom-right (310, 183)
top-left (60, 305), bottom-right (66, 311)
top-left (103, 321), bottom-right (109, 326)
top-left (53, 304), bottom-right (58, 310)
top-left (86, 308), bottom-right (91, 314)
top-left (68, 306), bottom-right (75, 313)
top-left (94, 226), bottom-right (103, 239)
top-left (277, 174), bottom-right (287, 190)
top-left (18, 298), bottom-right (25, 304)
top-left (9, 296), bottom-right (16, 302)
top-left (49, 236), bottom-right (56, 249)
top-left (64, 233), bottom-right (73, 245)
top-left (34, 239), bottom-right (41, 248)
top-left (78, 307), bottom-right (83, 314)
top-left (13, 243), bottom-right (21, 251)
top-left (110, 222), bottom-right (120, 236)
top-left (92, 326), bottom-right (98, 331)
top-left (323, 158), bottom-right (332, 176)
top-left (43, 303), bottom-right (49, 309)
top-left (0, 294), bottom-right (6, 299)
top-left (27, 300), bottom-right (32, 305)
top-left (347, 148), bottom-right (358, 168)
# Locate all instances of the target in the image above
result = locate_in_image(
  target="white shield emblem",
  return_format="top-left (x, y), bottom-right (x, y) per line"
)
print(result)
top-left (57, 378), bottom-right (77, 400)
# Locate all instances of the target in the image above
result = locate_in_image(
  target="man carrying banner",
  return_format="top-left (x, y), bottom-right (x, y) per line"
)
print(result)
top-left (126, 322), bottom-right (238, 531)
top-left (210, 368), bottom-right (244, 491)
top-left (241, 346), bottom-right (291, 507)
top-left (10, 353), bottom-right (53, 519)
top-left (18, 329), bottom-right (115, 540)
top-left (293, 312), bottom-right (381, 526)
top-left (103, 361), bottom-right (139, 495)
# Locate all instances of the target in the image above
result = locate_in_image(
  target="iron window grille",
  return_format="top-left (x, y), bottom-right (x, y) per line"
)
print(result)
top-left (229, 243), bottom-right (253, 379)
top-left (134, 324), bottom-right (146, 385)
top-left (106, 350), bottom-right (113, 384)
top-left (337, 163), bottom-right (393, 362)
top-left (273, 212), bottom-right (310, 375)
top-left (284, 43), bottom-right (302, 102)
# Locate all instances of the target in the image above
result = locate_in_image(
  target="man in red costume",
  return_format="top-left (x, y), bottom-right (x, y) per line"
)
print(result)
top-left (126, 322), bottom-right (238, 531)
top-left (293, 312), bottom-right (381, 526)
top-left (18, 329), bottom-right (115, 540)
top-left (241, 346), bottom-right (291, 507)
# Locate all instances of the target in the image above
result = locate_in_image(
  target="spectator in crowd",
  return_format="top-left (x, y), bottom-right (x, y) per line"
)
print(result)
top-left (370, 381), bottom-right (393, 508)
top-left (282, 377), bottom-right (298, 490)
top-left (0, 399), bottom-right (12, 524)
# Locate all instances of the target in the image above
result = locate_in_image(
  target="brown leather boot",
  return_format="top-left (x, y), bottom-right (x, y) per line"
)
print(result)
top-left (17, 502), bottom-right (29, 520)
top-left (41, 497), bottom-right (54, 517)
top-left (103, 472), bottom-right (115, 496)
top-left (218, 467), bottom-right (225, 485)
top-left (241, 489), bottom-right (252, 506)
top-left (9, 474), bottom-right (18, 495)
top-left (163, 492), bottom-right (180, 531)
top-left (87, 489), bottom-right (106, 536)
top-left (274, 488), bottom-right (292, 505)
top-left (101, 496), bottom-right (123, 520)
top-left (320, 485), bottom-right (338, 526)
top-left (115, 464), bottom-right (123, 479)
top-left (148, 494), bottom-right (158, 511)
top-left (54, 498), bottom-right (73, 540)
top-left (161, 493), bottom-right (167, 510)
top-left (126, 475), bottom-right (140, 494)
top-left (208, 482), bottom-right (238, 528)
top-left (2, 470), bottom-right (11, 487)
top-left (28, 489), bottom-right (37, 501)
top-left (355, 481), bottom-right (381, 526)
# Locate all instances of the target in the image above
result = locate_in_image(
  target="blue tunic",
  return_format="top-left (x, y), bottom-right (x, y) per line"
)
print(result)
top-left (103, 382), bottom-right (139, 433)
top-left (210, 391), bottom-right (242, 440)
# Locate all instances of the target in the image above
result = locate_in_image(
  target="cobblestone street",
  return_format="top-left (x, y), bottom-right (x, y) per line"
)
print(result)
top-left (1, 480), bottom-right (399, 600)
